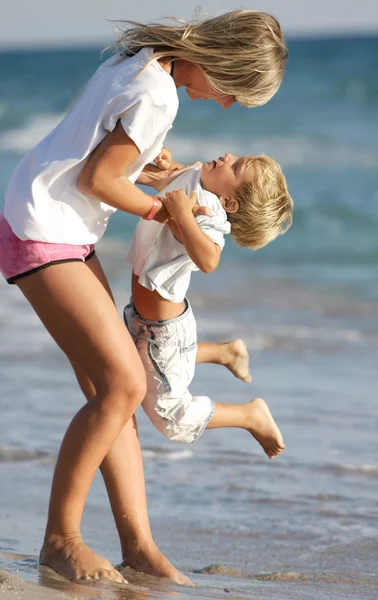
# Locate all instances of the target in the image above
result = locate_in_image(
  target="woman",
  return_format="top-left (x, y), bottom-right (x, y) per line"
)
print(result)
top-left (0, 10), bottom-right (287, 585)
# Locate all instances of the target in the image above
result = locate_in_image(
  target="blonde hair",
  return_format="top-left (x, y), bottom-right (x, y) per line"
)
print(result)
top-left (111, 10), bottom-right (288, 107)
top-left (228, 155), bottom-right (293, 249)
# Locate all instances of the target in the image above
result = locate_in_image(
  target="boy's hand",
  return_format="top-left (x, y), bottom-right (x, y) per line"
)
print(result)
top-left (163, 189), bottom-right (213, 221)
top-left (155, 146), bottom-right (173, 170)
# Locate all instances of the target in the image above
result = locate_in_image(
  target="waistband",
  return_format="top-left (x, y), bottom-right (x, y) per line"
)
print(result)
top-left (124, 297), bottom-right (192, 328)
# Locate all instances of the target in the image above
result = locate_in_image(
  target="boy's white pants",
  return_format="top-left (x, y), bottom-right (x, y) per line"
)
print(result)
top-left (124, 299), bottom-right (215, 444)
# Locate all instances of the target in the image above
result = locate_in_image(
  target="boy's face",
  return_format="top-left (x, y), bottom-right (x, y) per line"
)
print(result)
top-left (201, 153), bottom-right (255, 206)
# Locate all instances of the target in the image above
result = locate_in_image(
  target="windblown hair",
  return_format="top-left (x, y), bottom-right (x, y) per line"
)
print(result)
top-left (229, 155), bottom-right (293, 249)
top-left (111, 10), bottom-right (288, 107)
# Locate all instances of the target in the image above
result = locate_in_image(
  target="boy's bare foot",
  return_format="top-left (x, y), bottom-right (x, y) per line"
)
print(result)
top-left (40, 536), bottom-right (126, 584)
top-left (245, 398), bottom-right (285, 459)
top-left (223, 339), bottom-right (252, 383)
top-left (121, 542), bottom-right (193, 586)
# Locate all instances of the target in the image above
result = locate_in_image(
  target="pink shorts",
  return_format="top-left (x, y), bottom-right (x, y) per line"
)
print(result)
top-left (0, 213), bottom-right (95, 284)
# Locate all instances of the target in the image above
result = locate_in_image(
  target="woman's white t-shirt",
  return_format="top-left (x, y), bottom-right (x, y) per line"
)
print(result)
top-left (4, 48), bottom-right (178, 244)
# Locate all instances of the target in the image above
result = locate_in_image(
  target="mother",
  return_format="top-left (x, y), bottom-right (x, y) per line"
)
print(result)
top-left (0, 10), bottom-right (287, 585)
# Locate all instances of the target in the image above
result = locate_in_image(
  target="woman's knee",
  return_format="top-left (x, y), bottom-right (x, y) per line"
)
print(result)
top-left (96, 364), bottom-right (147, 415)
top-left (68, 357), bottom-right (96, 401)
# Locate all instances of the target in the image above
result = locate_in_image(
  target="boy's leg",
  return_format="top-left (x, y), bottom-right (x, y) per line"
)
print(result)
top-left (196, 340), bottom-right (252, 383)
top-left (132, 300), bottom-right (213, 445)
top-left (206, 399), bottom-right (285, 460)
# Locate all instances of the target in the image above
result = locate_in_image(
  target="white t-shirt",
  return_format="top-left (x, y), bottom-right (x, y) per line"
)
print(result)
top-left (128, 166), bottom-right (231, 303)
top-left (4, 48), bottom-right (178, 244)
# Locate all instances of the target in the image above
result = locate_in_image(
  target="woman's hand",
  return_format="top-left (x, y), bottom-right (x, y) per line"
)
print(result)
top-left (137, 161), bottom-right (202, 192)
top-left (158, 161), bottom-right (202, 191)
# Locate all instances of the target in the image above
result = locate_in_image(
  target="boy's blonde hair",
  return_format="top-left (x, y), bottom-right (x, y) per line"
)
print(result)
top-left (228, 155), bottom-right (293, 249)
top-left (112, 10), bottom-right (288, 107)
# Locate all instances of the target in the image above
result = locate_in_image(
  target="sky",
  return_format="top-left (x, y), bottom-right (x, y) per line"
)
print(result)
top-left (1, 0), bottom-right (378, 49)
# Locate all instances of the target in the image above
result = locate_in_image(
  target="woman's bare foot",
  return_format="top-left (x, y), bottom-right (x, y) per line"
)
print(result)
top-left (121, 541), bottom-right (193, 586)
top-left (245, 398), bottom-right (285, 459)
top-left (40, 535), bottom-right (126, 584)
top-left (223, 339), bottom-right (251, 383)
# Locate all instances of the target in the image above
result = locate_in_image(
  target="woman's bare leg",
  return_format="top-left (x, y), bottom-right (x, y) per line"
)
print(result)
top-left (16, 261), bottom-right (147, 584)
top-left (207, 399), bottom-right (285, 459)
top-left (72, 368), bottom-right (191, 585)
top-left (67, 255), bottom-right (191, 585)
top-left (196, 340), bottom-right (251, 383)
top-left (103, 418), bottom-right (192, 583)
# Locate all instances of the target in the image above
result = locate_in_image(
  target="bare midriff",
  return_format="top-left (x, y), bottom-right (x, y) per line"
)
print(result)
top-left (132, 271), bottom-right (186, 321)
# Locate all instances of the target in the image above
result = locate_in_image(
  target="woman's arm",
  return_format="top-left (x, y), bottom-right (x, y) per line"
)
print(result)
top-left (137, 162), bottom-right (202, 192)
top-left (78, 120), bottom-right (166, 220)
top-left (136, 164), bottom-right (176, 191)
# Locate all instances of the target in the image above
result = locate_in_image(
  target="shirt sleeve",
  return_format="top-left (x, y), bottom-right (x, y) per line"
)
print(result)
top-left (119, 94), bottom-right (170, 153)
top-left (195, 213), bottom-right (231, 250)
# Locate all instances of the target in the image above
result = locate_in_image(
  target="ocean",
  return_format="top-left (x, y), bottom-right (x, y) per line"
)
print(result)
top-left (0, 35), bottom-right (378, 599)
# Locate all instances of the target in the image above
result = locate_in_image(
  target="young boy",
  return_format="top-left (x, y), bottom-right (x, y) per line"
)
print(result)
top-left (126, 153), bottom-right (293, 458)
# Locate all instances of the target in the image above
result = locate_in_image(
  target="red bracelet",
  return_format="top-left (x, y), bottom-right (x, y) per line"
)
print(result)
top-left (143, 196), bottom-right (161, 221)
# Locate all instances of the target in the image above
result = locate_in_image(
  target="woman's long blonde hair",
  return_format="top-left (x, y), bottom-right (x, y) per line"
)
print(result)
top-left (111, 10), bottom-right (288, 107)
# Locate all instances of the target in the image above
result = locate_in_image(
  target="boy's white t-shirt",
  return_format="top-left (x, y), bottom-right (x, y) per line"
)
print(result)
top-left (128, 166), bottom-right (231, 303)
top-left (4, 48), bottom-right (178, 244)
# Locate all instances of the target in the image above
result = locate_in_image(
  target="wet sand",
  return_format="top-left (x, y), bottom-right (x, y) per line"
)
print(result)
top-left (2, 557), bottom-right (378, 600)
top-left (0, 568), bottom-right (79, 600)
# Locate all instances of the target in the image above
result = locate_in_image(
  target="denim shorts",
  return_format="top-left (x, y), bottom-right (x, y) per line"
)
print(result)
top-left (124, 298), bottom-right (215, 444)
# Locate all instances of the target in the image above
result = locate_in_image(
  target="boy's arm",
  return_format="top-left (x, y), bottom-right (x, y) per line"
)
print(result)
top-left (166, 218), bottom-right (183, 243)
top-left (155, 146), bottom-right (185, 171)
top-left (163, 190), bottom-right (221, 274)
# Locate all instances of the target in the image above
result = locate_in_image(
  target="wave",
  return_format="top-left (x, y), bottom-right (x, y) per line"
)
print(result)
top-left (166, 132), bottom-right (378, 169)
top-left (1, 113), bottom-right (377, 170)
top-left (195, 316), bottom-right (367, 352)
top-left (142, 448), bottom-right (193, 461)
top-left (323, 463), bottom-right (378, 477)
top-left (0, 113), bottom-right (64, 152)
top-left (0, 445), bottom-right (50, 462)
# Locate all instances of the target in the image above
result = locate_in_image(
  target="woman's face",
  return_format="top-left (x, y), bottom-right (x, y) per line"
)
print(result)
top-left (185, 64), bottom-right (236, 109)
